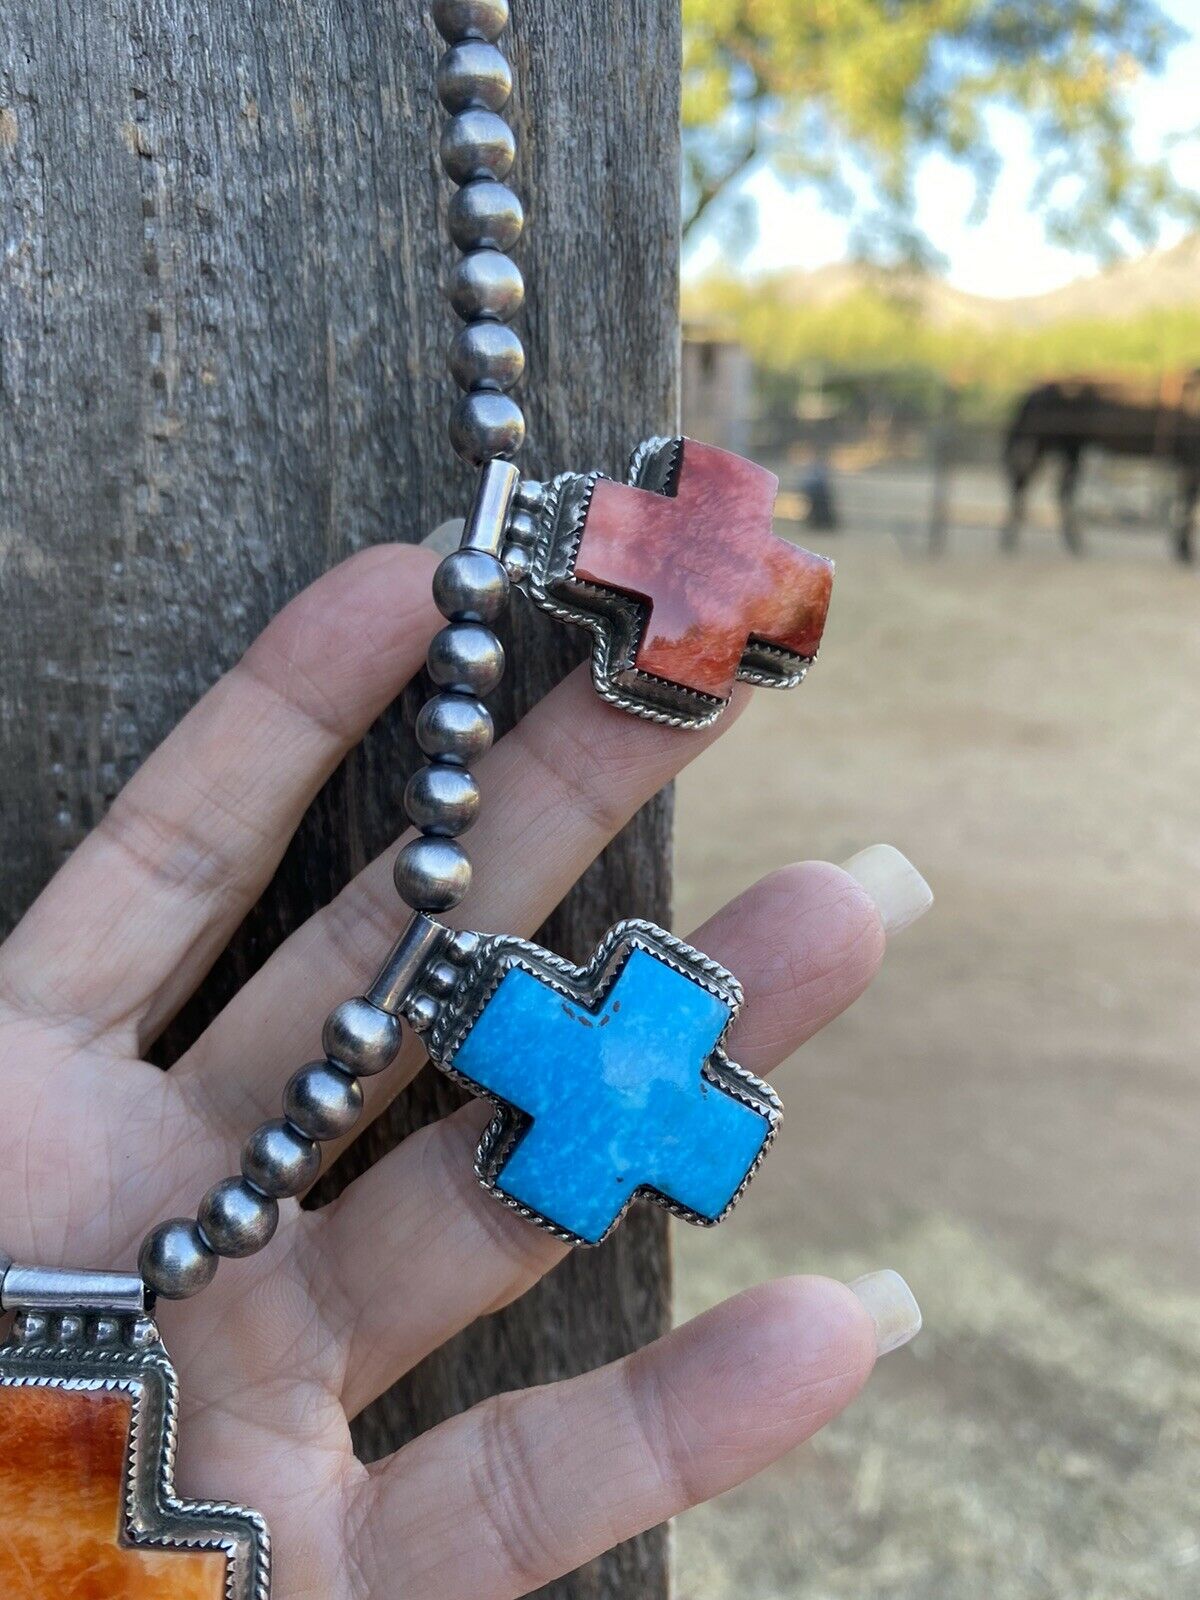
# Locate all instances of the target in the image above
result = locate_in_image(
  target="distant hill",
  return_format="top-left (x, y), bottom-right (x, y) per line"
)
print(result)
top-left (767, 235), bottom-right (1200, 330)
top-left (685, 236), bottom-right (1200, 403)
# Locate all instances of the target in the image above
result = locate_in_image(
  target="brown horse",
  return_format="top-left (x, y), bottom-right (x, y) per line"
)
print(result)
top-left (1003, 372), bottom-right (1200, 561)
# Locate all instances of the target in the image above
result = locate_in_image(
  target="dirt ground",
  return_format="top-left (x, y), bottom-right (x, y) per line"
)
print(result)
top-left (670, 476), bottom-right (1200, 1598)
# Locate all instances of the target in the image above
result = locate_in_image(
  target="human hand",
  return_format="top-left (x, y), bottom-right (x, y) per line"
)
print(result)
top-left (0, 544), bottom-right (926, 1598)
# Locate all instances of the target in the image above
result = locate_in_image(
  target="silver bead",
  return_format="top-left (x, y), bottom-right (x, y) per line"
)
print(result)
top-left (415, 692), bottom-right (494, 763)
top-left (440, 110), bottom-right (514, 185)
top-left (284, 1060), bottom-right (364, 1141)
top-left (433, 548), bottom-right (510, 622)
top-left (433, 0), bottom-right (509, 43)
top-left (450, 928), bottom-right (482, 962)
top-left (323, 996), bottom-right (403, 1076)
top-left (447, 250), bottom-right (524, 322)
top-left (197, 1177), bottom-right (279, 1259)
top-left (130, 1317), bottom-right (158, 1348)
top-left (438, 41), bottom-right (512, 112)
top-left (407, 993), bottom-right (440, 1031)
top-left (449, 180), bottom-right (523, 252)
top-left (424, 959), bottom-right (461, 998)
top-left (14, 1311), bottom-right (47, 1344)
top-left (515, 478), bottom-right (547, 512)
top-left (241, 1119), bottom-right (321, 1198)
top-left (506, 507), bottom-right (538, 544)
top-left (404, 762), bottom-right (481, 836)
top-left (503, 542), bottom-right (532, 583)
top-left (393, 835), bottom-right (472, 911)
top-left (450, 320), bottom-right (524, 392)
top-left (450, 391), bottom-right (525, 465)
top-left (139, 1219), bottom-right (218, 1301)
top-left (427, 622), bottom-right (505, 696)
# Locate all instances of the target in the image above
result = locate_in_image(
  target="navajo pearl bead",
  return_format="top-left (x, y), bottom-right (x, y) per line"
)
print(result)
top-left (447, 250), bottom-right (524, 322)
top-left (450, 391), bottom-right (525, 464)
top-left (323, 997), bottom-right (404, 1076)
top-left (241, 1119), bottom-right (321, 1198)
top-left (415, 692), bottom-right (494, 763)
top-left (450, 320), bottom-right (524, 391)
top-left (427, 622), bottom-right (505, 696)
top-left (284, 1061), bottom-right (364, 1141)
top-left (393, 836), bottom-right (472, 911)
top-left (404, 762), bottom-right (481, 836)
top-left (433, 548), bottom-right (510, 623)
top-left (139, 1218), bottom-right (218, 1300)
top-left (432, 0), bottom-right (509, 44)
top-left (197, 1177), bottom-right (279, 1259)
top-left (437, 41), bottom-right (512, 112)
top-left (440, 110), bottom-right (515, 185)
top-left (448, 180), bottom-right (524, 252)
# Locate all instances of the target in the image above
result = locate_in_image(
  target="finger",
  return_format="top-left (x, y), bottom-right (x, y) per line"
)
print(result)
top-left (174, 666), bottom-right (749, 1141)
top-left (350, 1276), bottom-right (880, 1600)
top-left (0, 544), bottom-right (439, 1047)
top-left (320, 858), bottom-right (888, 1418)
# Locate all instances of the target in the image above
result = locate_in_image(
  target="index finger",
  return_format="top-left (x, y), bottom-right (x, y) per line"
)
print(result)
top-left (0, 543), bottom-right (439, 1049)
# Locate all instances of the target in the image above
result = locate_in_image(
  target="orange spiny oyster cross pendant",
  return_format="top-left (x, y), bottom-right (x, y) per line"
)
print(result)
top-left (0, 1304), bottom-right (269, 1600)
top-left (521, 437), bottom-right (834, 729)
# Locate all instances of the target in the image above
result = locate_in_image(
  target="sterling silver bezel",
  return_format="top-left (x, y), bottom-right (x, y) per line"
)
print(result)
top-left (423, 918), bottom-right (782, 1246)
top-left (0, 1319), bottom-right (270, 1600)
top-left (522, 436), bottom-right (815, 729)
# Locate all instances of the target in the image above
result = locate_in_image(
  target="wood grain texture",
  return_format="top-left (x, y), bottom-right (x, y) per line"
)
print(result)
top-left (0, 4), bottom-right (680, 1596)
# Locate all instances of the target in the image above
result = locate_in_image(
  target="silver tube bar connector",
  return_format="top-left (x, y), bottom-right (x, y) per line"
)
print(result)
top-left (1, 1263), bottom-right (147, 1315)
top-left (460, 459), bottom-right (521, 556)
top-left (366, 913), bottom-right (446, 1014)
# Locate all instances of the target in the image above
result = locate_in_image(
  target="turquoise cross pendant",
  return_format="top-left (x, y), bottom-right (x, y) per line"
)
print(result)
top-left (386, 918), bottom-right (781, 1245)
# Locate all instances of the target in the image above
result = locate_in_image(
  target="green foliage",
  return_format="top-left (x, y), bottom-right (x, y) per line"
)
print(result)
top-left (682, 0), bottom-right (1199, 260)
top-left (685, 273), bottom-right (1200, 417)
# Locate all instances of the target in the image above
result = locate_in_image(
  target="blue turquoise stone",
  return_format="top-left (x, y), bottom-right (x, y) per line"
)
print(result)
top-left (451, 947), bottom-right (771, 1243)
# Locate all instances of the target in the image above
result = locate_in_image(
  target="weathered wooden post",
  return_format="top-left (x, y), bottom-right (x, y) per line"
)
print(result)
top-left (0, 4), bottom-right (680, 1594)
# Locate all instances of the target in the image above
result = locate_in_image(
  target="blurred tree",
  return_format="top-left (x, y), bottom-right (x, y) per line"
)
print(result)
top-left (685, 272), bottom-right (1200, 413)
top-left (683, 0), bottom-right (1199, 261)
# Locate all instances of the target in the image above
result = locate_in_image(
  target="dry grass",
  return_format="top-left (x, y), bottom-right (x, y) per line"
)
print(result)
top-left (670, 498), bottom-right (1200, 1597)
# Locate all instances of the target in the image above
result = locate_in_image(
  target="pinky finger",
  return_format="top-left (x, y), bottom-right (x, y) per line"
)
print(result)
top-left (349, 1274), bottom-right (913, 1600)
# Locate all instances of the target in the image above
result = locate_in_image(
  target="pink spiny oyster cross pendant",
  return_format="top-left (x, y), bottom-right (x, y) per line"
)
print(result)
top-left (514, 436), bottom-right (834, 729)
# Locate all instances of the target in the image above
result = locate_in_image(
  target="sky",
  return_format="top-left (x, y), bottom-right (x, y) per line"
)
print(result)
top-left (684, 3), bottom-right (1200, 299)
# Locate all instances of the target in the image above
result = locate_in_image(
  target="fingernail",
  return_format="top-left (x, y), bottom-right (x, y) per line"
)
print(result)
top-left (848, 1269), bottom-right (923, 1356)
top-left (840, 844), bottom-right (933, 935)
top-left (423, 517), bottom-right (465, 554)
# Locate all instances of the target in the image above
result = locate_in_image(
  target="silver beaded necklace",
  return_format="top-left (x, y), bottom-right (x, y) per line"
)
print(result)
top-left (0, 5), bottom-right (833, 1592)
